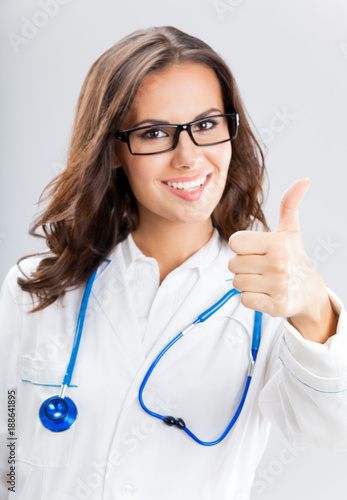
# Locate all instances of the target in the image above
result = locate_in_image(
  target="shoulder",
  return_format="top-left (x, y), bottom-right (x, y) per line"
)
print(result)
top-left (1, 252), bottom-right (51, 311)
top-left (2, 253), bottom-right (45, 287)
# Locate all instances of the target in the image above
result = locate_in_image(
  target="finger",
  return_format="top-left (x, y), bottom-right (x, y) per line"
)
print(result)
top-left (229, 231), bottom-right (270, 255)
top-left (233, 274), bottom-right (270, 294)
top-left (228, 254), bottom-right (269, 275)
top-left (240, 292), bottom-right (276, 316)
top-left (276, 178), bottom-right (311, 233)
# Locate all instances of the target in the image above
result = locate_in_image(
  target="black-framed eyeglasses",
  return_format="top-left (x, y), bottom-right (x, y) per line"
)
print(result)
top-left (115, 113), bottom-right (239, 155)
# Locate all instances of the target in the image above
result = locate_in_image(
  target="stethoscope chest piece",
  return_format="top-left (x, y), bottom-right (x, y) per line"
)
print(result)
top-left (38, 269), bottom-right (98, 433)
top-left (39, 396), bottom-right (77, 432)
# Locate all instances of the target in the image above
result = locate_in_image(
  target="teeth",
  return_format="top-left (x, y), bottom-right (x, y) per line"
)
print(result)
top-left (166, 175), bottom-right (207, 191)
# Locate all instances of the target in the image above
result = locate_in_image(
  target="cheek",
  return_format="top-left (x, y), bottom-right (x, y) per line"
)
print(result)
top-left (204, 145), bottom-right (231, 199)
top-left (116, 142), bottom-right (160, 183)
top-left (207, 143), bottom-right (232, 180)
top-left (122, 157), bottom-right (161, 185)
top-left (221, 142), bottom-right (232, 168)
top-left (207, 141), bottom-right (231, 164)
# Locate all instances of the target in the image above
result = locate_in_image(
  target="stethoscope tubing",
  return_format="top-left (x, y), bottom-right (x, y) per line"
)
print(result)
top-left (182, 375), bottom-right (253, 446)
top-left (138, 332), bottom-right (184, 422)
top-left (39, 268), bottom-right (98, 432)
top-left (39, 269), bottom-right (262, 443)
top-left (62, 268), bottom-right (98, 388)
top-left (138, 290), bottom-right (262, 446)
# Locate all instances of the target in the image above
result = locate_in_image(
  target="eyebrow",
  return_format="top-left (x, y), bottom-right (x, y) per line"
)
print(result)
top-left (132, 108), bottom-right (223, 128)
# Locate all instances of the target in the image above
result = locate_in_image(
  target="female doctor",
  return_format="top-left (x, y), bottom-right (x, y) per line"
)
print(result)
top-left (1, 26), bottom-right (347, 500)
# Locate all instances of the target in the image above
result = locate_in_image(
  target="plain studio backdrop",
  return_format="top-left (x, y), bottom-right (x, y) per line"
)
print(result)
top-left (1, 1), bottom-right (347, 498)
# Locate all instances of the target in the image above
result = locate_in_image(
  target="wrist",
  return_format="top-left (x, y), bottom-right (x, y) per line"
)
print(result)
top-left (289, 291), bottom-right (338, 344)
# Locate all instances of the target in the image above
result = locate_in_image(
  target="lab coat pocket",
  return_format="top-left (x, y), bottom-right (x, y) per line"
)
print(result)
top-left (17, 356), bottom-right (77, 468)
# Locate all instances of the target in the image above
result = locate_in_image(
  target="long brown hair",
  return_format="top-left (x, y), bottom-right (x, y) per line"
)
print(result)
top-left (18, 26), bottom-right (269, 312)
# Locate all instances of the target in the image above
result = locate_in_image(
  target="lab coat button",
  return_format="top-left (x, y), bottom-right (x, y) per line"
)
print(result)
top-left (121, 483), bottom-right (135, 497)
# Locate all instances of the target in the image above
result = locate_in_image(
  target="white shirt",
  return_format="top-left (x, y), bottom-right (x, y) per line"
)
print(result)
top-left (1, 230), bottom-right (347, 500)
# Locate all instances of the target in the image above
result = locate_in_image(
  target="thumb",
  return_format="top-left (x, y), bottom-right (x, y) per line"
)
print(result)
top-left (276, 178), bottom-right (311, 232)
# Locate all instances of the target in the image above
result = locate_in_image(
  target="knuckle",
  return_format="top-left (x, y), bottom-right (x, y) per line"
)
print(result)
top-left (240, 292), bottom-right (251, 309)
top-left (228, 256), bottom-right (237, 273)
top-left (229, 233), bottom-right (237, 252)
top-left (233, 274), bottom-right (242, 290)
top-left (269, 242), bottom-right (290, 275)
top-left (229, 230), bottom-right (247, 253)
top-left (228, 232), bottom-right (239, 252)
top-left (273, 261), bottom-right (289, 278)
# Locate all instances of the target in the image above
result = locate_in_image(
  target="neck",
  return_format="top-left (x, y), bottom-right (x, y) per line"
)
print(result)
top-left (131, 217), bottom-right (214, 284)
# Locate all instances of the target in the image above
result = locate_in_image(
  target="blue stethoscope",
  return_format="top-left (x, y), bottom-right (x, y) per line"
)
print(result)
top-left (39, 269), bottom-right (262, 445)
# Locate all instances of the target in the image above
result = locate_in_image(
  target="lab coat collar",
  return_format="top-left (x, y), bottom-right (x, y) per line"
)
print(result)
top-left (97, 227), bottom-right (224, 282)
top-left (89, 230), bottom-right (234, 372)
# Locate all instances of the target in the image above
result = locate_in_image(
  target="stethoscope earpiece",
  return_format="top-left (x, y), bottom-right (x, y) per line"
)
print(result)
top-left (39, 395), bottom-right (77, 432)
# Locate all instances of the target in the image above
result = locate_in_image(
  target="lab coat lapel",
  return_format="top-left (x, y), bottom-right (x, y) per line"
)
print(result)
top-left (89, 258), bottom-right (146, 371)
top-left (147, 273), bottom-right (234, 365)
top-left (122, 255), bottom-right (235, 407)
top-left (102, 263), bottom-right (241, 480)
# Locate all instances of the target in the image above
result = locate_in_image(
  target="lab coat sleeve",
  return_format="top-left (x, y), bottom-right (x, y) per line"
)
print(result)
top-left (258, 288), bottom-right (347, 450)
top-left (0, 266), bottom-right (24, 498)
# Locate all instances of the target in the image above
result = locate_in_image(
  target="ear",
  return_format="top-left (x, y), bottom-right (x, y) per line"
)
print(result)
top-left (112, 160), bottom-right (122, 170)
top-left (113, 144), bottom-right (122, 170)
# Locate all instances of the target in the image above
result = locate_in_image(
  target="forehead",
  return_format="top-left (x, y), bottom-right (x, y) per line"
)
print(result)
top-left (122, 63), bottom-right (225, 126)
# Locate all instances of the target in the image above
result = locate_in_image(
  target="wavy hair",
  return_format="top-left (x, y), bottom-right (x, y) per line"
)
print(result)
top-left (18, 26), bottom-right (269, 312)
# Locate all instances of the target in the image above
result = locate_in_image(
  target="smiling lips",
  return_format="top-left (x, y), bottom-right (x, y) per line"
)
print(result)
top-left (162, 173), bottom-right (211, 201)
top-left (165, 175), bottom-right (207, 192)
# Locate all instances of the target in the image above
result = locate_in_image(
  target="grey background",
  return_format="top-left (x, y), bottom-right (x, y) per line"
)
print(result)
top-left (1, 0), bottom-right (347, 498)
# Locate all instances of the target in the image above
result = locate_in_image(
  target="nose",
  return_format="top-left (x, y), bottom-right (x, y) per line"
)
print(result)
top-left (170, 128), bottom-right (204, 170)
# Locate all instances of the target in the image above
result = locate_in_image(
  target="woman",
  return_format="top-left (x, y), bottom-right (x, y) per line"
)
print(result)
top-left (1, 26), bottom-right (346, 500)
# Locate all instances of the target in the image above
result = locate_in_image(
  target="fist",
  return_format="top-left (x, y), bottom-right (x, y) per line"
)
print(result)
top-left (228, 179), bottom-right (325, 319)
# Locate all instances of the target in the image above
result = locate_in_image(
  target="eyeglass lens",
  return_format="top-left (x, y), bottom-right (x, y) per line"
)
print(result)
top-left (128, 115), bottom-right (237, 154)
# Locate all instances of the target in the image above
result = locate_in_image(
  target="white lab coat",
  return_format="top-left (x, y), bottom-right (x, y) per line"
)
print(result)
top-left (1, 230), bottom-right (347, 500)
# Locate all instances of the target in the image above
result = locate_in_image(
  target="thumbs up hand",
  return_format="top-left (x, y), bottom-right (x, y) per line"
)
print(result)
top-left (228, 179), bottom-right (337, 342)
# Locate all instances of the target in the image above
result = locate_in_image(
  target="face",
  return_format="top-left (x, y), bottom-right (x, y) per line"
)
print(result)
top-left (115, 63), bottom-right (232, 230)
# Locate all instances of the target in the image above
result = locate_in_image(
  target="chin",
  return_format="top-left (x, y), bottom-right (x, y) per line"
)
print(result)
top-left (176, 205), bottom-right (215, 225)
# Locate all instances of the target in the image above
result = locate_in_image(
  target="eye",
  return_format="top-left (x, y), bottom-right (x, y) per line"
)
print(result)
top-left (141, 127), bottom-right (169, 140)
top-left (193, 119), bottom-right (218, 132)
